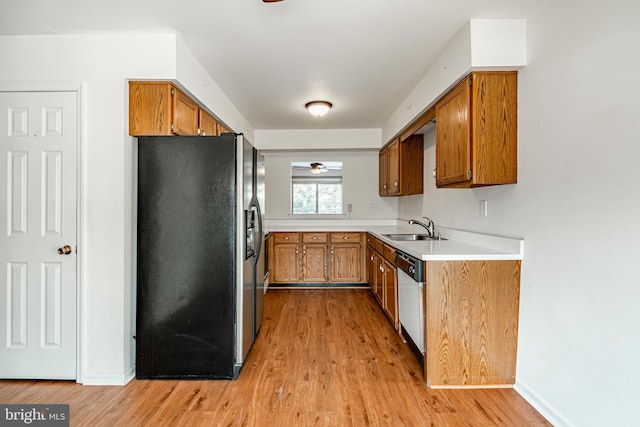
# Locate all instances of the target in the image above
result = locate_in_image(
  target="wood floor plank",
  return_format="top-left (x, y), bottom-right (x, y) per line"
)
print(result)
top-left (0, 289), bottom-right (550, 426)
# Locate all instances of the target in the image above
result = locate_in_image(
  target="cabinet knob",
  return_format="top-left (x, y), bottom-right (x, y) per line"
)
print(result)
top-left (394, 181), bottom-right (398, 187)
top-left (283, 237), bottom-right (290, 240)
top-left (312, 236), bottom-right (317, 240)
top-left (343, 236), bottom-right (349, 240)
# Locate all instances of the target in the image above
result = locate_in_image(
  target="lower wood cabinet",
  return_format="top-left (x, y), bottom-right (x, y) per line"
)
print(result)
top-left (269, 232), bottom-right (366, 285)
top-left (424, 260), bottom-right (521, 387)
top-left (271, 233), bottom-right (301, 283)
top-left (302, 244), bottom-right (328, 282)
top-left (366, 233), bottom-right (398, 330)
top-left (382, 259), bottom-right (397, 328)
top-left (364, 232), bottom-right (521, 388)
top-left (330, 243), bottom-right (361, 282)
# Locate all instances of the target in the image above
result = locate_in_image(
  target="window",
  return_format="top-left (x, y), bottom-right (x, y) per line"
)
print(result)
top-left (291, 162), bottom-right (343, 215)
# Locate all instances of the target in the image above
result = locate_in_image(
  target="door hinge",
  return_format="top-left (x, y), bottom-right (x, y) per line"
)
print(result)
top-left (171, 87), bottom-right (175, 96)
top-left (468, 169), bottom-right (473, 179)
top-left (468, 77), bottom-right (473, 86)
top-left (170, 123), bottom-right (174, 131)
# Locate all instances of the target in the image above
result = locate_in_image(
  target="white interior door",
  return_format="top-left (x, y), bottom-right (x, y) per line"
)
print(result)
top-left (0, 91), bottom-right (78, 379)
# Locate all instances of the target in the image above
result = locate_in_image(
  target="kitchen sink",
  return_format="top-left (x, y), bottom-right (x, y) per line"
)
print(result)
top-left (382, 233), bottom-right (447, 241)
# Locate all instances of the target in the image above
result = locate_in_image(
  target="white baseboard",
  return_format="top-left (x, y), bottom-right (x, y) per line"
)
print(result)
top-left (81, 366), bottom-right (135, 386)
top-left (514, 380), bottom-right (575, 427)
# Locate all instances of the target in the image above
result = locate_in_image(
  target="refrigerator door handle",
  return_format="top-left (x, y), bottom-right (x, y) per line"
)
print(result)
top-left (252, 196), bottom-right (263, 266)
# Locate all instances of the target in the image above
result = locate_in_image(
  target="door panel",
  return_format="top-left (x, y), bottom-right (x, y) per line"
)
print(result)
top-left (0, 91), bottom-right (78, 379)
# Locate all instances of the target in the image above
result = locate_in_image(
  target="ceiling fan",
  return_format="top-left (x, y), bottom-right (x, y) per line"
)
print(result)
top-left (310, 162), bottom-right (329, 174)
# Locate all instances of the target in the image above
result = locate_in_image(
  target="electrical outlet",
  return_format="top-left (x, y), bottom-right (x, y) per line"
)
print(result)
top-left (347, 203), bottom-right (353, 213)
top-left (480, 200), bottom-right (488, 217)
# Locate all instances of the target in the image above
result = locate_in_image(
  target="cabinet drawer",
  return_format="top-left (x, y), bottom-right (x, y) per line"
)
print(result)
top-left (366, 233), bottom-right (375, 247)
top-left (303, 232), bottom-right (328, 243)
top-left (330, 232), bottom-right (361, 243)
top-left (274, 233), bottom-right (300, 243)
top-left (383, 244), bottom-right (396, 263)
top-left (374, 238), bottom-right (384, 254)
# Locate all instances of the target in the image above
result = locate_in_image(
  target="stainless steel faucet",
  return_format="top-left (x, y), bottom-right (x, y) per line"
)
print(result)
top-left (408, 217), bottom-right (435, 237)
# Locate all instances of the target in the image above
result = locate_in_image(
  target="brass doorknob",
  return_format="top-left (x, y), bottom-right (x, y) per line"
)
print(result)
top-left (57, 245), bottom-right (73, 255)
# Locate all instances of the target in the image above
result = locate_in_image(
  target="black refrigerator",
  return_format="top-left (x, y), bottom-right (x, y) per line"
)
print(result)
top-left (135, 133), bottom-right (265, 379)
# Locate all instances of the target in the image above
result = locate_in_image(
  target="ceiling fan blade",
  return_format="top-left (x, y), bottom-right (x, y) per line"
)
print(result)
top-left (263, 0), bottom-right (284, 2)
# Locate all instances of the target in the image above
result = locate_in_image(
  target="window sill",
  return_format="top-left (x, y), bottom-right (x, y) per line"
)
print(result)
top-left (288, 214), bottom-right (347, 219)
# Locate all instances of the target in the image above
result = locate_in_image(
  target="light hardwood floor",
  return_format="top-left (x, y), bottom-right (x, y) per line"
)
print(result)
top-left (0, 289), bottom-right (551, 426)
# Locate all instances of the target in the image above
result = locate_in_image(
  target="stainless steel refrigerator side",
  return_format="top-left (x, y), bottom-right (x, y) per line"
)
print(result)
top-left (254, 152), bottom-right (267, 336)
top-left (235, 134), bottom-right (256, 377)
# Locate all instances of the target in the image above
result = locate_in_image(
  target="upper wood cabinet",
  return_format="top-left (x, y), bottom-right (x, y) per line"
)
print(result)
top-left (435, 71), bottom-right (518, 188)
top-left (378, 134), bottom-right (424, 197)
top-left (172, 87), bottom-right (199, 135)
top-left (378, 148), bottom-right (388, 195)
top-left (129, 81), bottom-right (230, 137)
top-left (198, 109), bottom-right (218, 136)
top-left (217, 121), bottom-right (231, 134)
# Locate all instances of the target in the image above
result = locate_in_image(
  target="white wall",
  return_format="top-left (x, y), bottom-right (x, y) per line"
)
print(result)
top-left (382, 19), bottom-right (526, 144)
top-left (0, 34), bottom-right (252, 384)
top-left (0, 34), bottom-right (177, 384)
top-left (175, 36), bottom-right (255, 141)
top-left (255, 129), bottom-right (381, 150)
top-left (264, 150), bottom-right (397, 223)
top-left (397, 2), bottom-right (640, 425)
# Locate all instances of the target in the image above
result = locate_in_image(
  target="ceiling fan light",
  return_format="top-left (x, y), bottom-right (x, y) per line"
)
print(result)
top-left (306, 101), bottom-right (332, 117)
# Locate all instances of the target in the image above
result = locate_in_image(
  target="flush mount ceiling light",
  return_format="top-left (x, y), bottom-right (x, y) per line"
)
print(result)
top-left (305, 101), bottom-right (332, 117)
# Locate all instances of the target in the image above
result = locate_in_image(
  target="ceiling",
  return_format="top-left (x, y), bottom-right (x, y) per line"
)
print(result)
top-left (0, 0), bottom-right (543, 130)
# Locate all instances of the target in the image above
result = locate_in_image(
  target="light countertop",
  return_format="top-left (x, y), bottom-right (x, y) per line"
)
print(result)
top-left (367, 225), bottom-right (523, 261)
top-left (265, 220), bottom-right (524, 261)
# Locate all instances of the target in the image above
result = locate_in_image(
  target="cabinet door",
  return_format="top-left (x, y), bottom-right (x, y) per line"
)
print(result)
top-left (302, 244), bottom-right (328, 282)
top-left (272, 243), bottom-right (300, 283)
top-left (378, 148), bottom-right (388, 196)
top-left (330, 243), bottom-right (362, 282)
top-left (198, 109), bottom-right (218, 136)
top-left (128, 82), bottom-right (173, 136)
top-left (217, 122), bottom-right (231, 135)
top-left (435, 77), bottom-right (471, 186)
top-left (366, 245), bottom-right (375, 292)
top-left (386, 139), bottom-right (400, 195)
top-left (471, 72), bottom-right (518, 185)
top-left (374, 251), bottom-right (384, 304)
top-left (172, 87), bottom-right (199, 135)
top-left (383, 260), bottom-right (398, 328)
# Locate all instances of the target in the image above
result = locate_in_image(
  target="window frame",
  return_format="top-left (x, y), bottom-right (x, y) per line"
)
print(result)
top-left (290, 162), bottom-right (344, 216)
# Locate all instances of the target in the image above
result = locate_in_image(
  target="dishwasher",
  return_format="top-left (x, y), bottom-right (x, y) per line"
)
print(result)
top-left (396, 250), bottom-right (425, 359)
